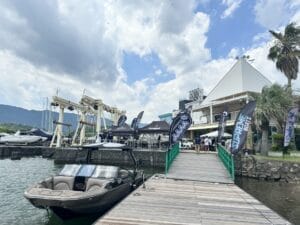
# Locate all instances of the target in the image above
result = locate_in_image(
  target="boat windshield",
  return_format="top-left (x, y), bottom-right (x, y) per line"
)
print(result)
top-left (91, 166), bottom-right (119, 179)
top-left (59, 164), bottom-right (81, 176)
top-left (77, 165), bottom-right (96, 177)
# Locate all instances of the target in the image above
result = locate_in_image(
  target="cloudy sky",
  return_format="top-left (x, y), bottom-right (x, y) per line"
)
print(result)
top-left (0, 0), bottom-right (299, 122)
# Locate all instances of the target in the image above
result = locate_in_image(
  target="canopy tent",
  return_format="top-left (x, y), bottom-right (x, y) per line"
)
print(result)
top-left (200, 130), bottom-right (231, 138)
top-left (138, 121), bottom-right (170, 134)
top-left (110, 124), bottom-right (134, 137)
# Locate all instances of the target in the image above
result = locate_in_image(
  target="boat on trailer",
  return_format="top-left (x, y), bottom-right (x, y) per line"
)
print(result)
top-left (24, 148), bottom-right (143, 219)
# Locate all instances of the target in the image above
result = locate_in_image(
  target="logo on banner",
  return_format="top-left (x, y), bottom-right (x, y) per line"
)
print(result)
top-left (169, 109), bottom-right (192, 146)
top-left (284, 107), bottom-right (299, 147)
top-left (231, 101), bottom-right (256, 154)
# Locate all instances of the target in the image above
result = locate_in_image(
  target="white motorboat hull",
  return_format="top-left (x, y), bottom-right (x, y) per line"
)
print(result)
top-left (0, 135), bottom-right (46, 145)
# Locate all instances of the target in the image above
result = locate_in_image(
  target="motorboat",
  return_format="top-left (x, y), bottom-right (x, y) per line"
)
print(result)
top-left (0, 130), bottom-right (47, 145)
top-left (28, 128), bottom-right (53, 141)
top-left (24, 148), bottom-right (144, 219)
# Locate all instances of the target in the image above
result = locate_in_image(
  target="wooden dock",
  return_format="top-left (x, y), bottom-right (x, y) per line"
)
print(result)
top-left (95, 152), bottom-right (290, 225)
top-left (167, 152), bottom-right (233, 184)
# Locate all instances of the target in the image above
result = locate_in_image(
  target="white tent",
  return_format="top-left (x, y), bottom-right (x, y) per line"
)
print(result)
top-left (200, 130), bottom-right (231, 138)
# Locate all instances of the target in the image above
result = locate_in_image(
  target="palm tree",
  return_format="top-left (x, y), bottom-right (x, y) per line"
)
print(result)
top-left (268, 23), bottom-right (300, 88)
top-left (254, 84), bottom-right (293, 156)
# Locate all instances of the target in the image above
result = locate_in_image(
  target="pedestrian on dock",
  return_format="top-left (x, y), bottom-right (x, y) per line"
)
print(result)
top-left (195, 135), bottom-right (201, 153)
top-left (157, 135), bottom-right (161, 148)
top-left (204, 136), bottom-right (209, 151)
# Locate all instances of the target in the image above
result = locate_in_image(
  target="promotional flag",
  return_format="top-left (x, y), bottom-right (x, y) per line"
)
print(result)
top-left (284, 107), bottom-right (299, 147)
top-left (169, 109), bottom-right (192, 147)
top-left (231, 101), bottom-right (256, 154)
top-left (135, 111), bottom-right (144, 129)
top-left (131, 118), bottom-right (137, 128)
top-left (131, 111), bottom-right (144, 130)
top-left (217, 110), bottom-right (228, 144)
top-left (130, 111), bottom-right (144, 139)
top-left (117, 115), bottom-right (127, 127)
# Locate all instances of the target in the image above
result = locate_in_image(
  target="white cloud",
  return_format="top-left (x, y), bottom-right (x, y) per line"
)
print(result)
top-left (0, 0), bottom-right (299, 125)
top-left (221, 0), bottom-right (242, 19)
top-left (252, 32), bottom-right (270, 43)
top-left (245, 41), bottom-right (300, 89)
top-left (227, 48), bottom-right (241, 58)
top-left (254, 0), bottom-right (296, 29)
top-left (0, 0), bottom-right (215, 122)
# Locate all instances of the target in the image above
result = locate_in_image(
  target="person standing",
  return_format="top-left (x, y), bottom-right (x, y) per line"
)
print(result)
top-left (204, 136), bottom-right (209, 151)
top-left (195, 135), bottom-right (201, 153)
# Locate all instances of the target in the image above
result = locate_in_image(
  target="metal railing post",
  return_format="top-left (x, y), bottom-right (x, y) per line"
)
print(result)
top-left (165, 143), bottom-right (179, 175)
top-left (217, 144), bottom-right (235, 181)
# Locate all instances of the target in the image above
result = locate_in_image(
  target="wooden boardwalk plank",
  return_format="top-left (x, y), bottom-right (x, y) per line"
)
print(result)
top-left (166, 152), bottom-right (233, 184)
top-left (96, 176), bottom-right (290, 225)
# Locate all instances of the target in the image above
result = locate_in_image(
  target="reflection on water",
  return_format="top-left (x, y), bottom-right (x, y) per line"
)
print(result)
top-left (0, 157), bottom-right (160, 225)
top-left (45, 213), bottom-right (102, 225)
top-left (236, 177), bottom-right (300, 225)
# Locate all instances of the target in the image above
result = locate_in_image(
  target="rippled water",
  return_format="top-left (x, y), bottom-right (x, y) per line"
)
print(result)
top-left (236, 177), bottom-right (300, 225)
top-left (0, 158), bottom-right (118, 225)
top-left (0, 157), bottom-right (160, 225)
top-left (2, 157), bottom-right (299, 225)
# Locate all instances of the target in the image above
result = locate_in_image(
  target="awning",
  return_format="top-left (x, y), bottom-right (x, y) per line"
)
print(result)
top-left (200, 130), bottom-right (232, 138)
top-left (188, 121), bottom-right (234, 130)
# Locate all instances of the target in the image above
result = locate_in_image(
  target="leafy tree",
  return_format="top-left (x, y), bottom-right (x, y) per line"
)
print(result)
top-left (268, 23), bottom-right (300, 88)
top-left (0, 123), bottom-right (33, 134)
top-left (253, 84), bottom-right (293, 155)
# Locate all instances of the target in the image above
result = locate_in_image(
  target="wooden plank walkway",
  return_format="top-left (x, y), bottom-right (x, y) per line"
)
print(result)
top-left (95, 152), bottom-right (290, 225)
top-left (167, 152), bottom-right (233, 184)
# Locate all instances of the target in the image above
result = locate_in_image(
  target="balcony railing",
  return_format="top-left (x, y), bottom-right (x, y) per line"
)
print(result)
top-left (193, 110), bottom-right (239, 126)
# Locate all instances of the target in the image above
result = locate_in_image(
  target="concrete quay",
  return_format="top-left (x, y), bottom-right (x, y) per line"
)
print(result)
top-left (0, 145), bottom-right (166, 168)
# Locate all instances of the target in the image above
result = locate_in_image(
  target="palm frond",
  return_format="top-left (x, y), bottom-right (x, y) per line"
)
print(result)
top-left (269, 30), bottom-right (283, 41)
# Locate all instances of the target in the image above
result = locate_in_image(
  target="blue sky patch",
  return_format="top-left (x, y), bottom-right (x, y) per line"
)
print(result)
top-left (122, 52), bottom-right (175, 84)
top-left (198, 1), bottom-right (265, 59)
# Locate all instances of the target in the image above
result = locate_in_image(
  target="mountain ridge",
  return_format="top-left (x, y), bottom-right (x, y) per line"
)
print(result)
top-left (0, 104), bottom-right (113, 131)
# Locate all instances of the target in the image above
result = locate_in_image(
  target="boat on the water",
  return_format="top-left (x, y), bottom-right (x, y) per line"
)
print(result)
top-left (24, 148), bottom-right (143, 219)
top-left (0, 131), bottom-right (47, 145)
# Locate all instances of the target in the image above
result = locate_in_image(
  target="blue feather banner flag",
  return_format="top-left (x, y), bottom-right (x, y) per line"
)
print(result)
top-left (284, 107), bottom-right (299, 147)
top-left (231, 101), bottom-right (256, 154)
top-left (117, 115), bottom-right (127, 127)
top-left (217, 110), bottom-right (228, 144)
top-left (169, 109), bottom-right (192, 147)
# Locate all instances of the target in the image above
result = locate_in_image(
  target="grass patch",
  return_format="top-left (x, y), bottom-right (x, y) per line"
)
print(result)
top-left (254, 154), bottom-right (300, 163)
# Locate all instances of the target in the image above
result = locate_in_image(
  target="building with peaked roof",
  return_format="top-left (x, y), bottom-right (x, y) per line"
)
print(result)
top-left (188, 57), bottom-right (272, 138)
top-left (139, 121), bottom-right (170, 134)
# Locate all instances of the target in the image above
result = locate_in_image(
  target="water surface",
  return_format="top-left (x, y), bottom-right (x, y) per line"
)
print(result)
top-left (0, 157), bottom-right (159, 225)
top-left (236, 177), bottom-right (300, 225)
top-left (3, 157), bottom-right (299, 225)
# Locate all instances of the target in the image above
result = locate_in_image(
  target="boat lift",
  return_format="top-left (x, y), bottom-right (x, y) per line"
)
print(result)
top-left (50, 95), bottom-right (125, 148)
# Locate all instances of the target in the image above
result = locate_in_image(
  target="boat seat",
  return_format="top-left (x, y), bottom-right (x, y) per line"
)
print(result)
top-left (86, 178), bottom-right (110, 192)
top-left (53, 176), bottom-right (75, 190)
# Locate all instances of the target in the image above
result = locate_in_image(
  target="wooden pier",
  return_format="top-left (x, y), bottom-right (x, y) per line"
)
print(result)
top-left (95, 152), bottom-right (290, 225)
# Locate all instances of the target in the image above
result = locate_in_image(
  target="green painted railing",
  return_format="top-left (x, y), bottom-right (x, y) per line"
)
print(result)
top-left (165, 143), bottom-right (180, 174)
top-left (217, 144), bottom-right (235, 181)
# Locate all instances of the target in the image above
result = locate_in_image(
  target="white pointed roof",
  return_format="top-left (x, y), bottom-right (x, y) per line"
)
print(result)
top-left (201, 58), bottom-right (271, 105)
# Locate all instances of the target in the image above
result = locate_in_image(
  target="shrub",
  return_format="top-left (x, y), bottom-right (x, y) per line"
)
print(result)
top-left (272, 133), bottom-right (284, 150)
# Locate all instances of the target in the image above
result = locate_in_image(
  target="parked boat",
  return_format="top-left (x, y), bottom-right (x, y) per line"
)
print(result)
top-left (0, 131), bottom-right (47, 145)
top-left (24, 148), bottom-right (143, 219)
